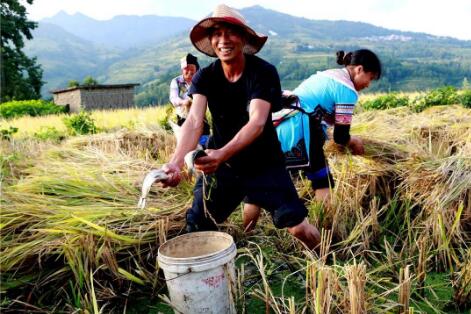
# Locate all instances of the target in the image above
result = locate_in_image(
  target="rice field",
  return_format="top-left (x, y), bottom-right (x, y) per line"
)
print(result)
top-left (1, 103), bottom-right (470, 313)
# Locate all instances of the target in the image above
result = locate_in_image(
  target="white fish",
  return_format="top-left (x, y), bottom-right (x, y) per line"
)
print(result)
top-left (137, 169), bottom-right (169, 209)
top-left (137, 149), bottom-right (205, 209)
top-left (184, 149), bottom-right (206, 176)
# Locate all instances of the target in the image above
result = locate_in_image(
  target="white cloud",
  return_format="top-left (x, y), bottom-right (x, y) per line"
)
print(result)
top-left (24, 0), bottom-right (471, 40)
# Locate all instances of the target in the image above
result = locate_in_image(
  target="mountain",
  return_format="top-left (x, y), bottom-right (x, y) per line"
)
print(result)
top-left (126, 6), bottom-right (471, 101)
top-left (244, 6), bottom-right (412, 40)
top-left (242, 6), bottom-right (471, 44)
top-left (24, 22), bottom-right (125, 95)
top-left (26, 6), bottom-right (471, 102)
top-left (239, 7), bottom-right (471, 90)
top-left (41, 11), bottom-right (195, 48)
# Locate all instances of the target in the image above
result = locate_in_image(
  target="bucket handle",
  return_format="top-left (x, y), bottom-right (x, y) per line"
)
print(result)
top-left (161, 269), bottom-right (192, 282)
top-left (161, 264), bottom-right (231, 282)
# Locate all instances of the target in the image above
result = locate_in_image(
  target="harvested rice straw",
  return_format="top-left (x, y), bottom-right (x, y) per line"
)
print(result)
top-left (237, 263), bottom-right (246, 313)
top-left (306, 261), bottom-right (333, 314)
top-left (3, 105), bottom-right (470, 311)
top-left (453, 248), bottom-right (471, 309)
top-left (0, 137), bottom-right (190, 309)
top-left (345, 262), bottom-right (366, 314)
top-left (327, 153), bottom-right (395, 242)
top-left (319, 228), bottom-right (333, 264)
top-left (398, 265), bottom-right (412, 314)
top-left (400, 155), bottom-right (469, 268)
top-left (157, 218), bottom-right (169, 244)
top-left (416, 237), bottom-right (428, 296)
top-left (66, 128), bottom-right (176, 161)
top-left (288, 296), bottom-right (295, 314)
top-left (353, 105), bottom-right (471, 143)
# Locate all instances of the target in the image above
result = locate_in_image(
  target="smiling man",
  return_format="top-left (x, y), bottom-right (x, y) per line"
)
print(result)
top-left (161, 4), bottom-right (320, 249)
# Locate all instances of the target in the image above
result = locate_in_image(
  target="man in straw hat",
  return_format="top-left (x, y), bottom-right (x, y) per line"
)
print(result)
top-left (161, 4), bottom-right (320, 249)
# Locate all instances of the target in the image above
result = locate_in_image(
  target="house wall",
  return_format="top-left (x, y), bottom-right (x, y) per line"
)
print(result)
top-left (53, 87), bottom-right (135, 112)
top-left (53, 89), bottom-right (81, 112)
top-left (80, 88), bottom-right (135, 110)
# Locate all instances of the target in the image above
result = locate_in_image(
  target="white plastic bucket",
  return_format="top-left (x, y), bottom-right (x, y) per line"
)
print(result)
top-left (158, 231), bottom-right (237, 314)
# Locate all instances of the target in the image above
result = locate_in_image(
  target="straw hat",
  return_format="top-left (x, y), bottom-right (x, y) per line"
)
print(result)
top-left (189, 4), bottom-right (268, 57)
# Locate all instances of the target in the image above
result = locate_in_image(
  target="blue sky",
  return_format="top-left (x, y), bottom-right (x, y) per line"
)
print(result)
top-left (25, 0), bottom-right (471, 40)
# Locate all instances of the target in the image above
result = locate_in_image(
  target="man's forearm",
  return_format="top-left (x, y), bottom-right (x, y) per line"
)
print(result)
top-left (169, 115), bottom-right (203, 167)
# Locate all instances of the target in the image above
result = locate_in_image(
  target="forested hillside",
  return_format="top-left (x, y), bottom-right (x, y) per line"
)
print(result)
top-left (25, 6), bottom-right (471, 104)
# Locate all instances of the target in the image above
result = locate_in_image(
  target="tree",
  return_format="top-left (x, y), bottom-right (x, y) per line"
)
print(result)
top-left (1, 0), bottom-right (44, 103)
top-left (67, 79), bottom-right (80, 88)
top-left (82, 76), bottom-right (98, 86)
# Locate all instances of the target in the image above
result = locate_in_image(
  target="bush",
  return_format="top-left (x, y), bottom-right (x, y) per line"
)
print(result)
top-left (360, 93), bottom-right (409, 111)
top-left (0, 100), bottom-right (67, 119)
top-left (157, 105), bottom-right (174, 131)
top-left (33, 126), bottom-right (66, 142)
top-left (411, 86), bottom-right (459, 112)
top-left (63, 112), bottom-right (98, 135)
top-left (0, 126), bottom-right (18, 141)
top-left (459, 90), bottom-right (471, 108)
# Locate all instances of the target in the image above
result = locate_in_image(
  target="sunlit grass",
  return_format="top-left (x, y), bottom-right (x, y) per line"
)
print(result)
top-left (2, 105), bottom-right (169, 138)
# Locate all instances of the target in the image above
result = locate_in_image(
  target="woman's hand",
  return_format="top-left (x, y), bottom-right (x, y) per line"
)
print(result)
top-left (347, 136), bottom-right (365, 155)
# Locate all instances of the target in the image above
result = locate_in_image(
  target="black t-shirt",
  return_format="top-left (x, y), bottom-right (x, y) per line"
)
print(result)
top-left (189, 54), bottom-right (284, 173)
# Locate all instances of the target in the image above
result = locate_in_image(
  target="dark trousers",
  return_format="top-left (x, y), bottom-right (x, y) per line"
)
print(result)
top-left (304, 116), bottom-right (334, 189)
top-left (186, 165), bottom-right (308, 231)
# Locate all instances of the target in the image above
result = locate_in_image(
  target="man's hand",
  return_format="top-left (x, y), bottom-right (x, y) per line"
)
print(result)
top-left (347, 136), bottom-right (365, 155)
top-left (161, 162), bottom-right (182, 187)
top-left (194, 149), bottom-right (227, 174)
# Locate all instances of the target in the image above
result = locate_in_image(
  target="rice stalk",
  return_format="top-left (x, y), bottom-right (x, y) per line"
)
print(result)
top-left (319, 228), bottom-right (333, 264)
top-left (453, 248), bottom-right (471, 309)
top-left (241, 243), bottom-right (283, 314)
top-left (398, 265), bottom-right (412, 314)
top-left (287, 296), bottom-right (295, 314)
top-left (90, 270), bottom-right (100, 314)
top-left (117, 267), bottom-right (145, 285)
top-left (306, 261), bottom-right (333, 314)
top-left (236, 263), bottom-right (246, 314)
top-left (345, 262), bottom-right (366, 314)
top-left (335, 203), bottom-right (387, 257)
top-left (416, 237), bottom-right (428, 297)
top-left (157, 294), bottom-right (180, 313)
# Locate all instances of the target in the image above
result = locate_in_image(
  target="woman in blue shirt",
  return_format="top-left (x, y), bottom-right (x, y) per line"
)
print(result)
top-left (244, 49), bottom-right (382, 232)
